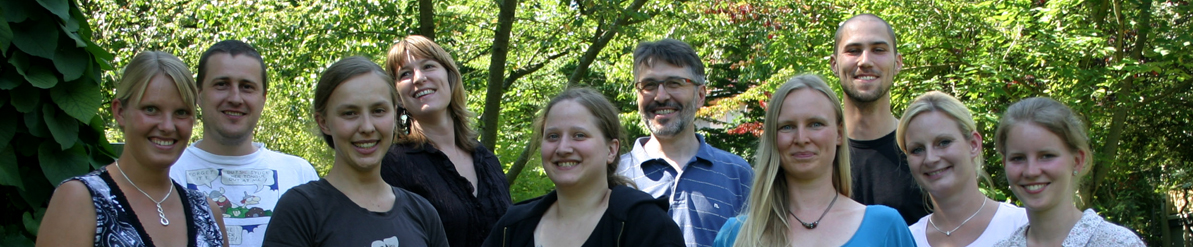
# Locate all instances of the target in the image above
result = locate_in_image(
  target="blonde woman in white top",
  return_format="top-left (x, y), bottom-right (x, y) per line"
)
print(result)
top-left (896, 91), bottom-right (1028, 246)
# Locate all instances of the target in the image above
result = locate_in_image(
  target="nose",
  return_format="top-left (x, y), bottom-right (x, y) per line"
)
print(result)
top-left (858, 50), bottom-right (875, 69)
top-left (651, 86), bottom-right (672, 102)
top-left (924, 148), bottom-right (941, 164)
top-left (228, 84), bottom-right (244, 105)
top-left (359, 113), bottom-right (376, 134)
top-left (794, 127), bottom-right (811, 145)
top-left (555, 137), bottom-right (574, 156)
top-left (1023, 157), bottom-right (1043, 178)
top-left (159, 114), bottom-right (177, 134)
top-left (412, 68), bottom-right (428, 84)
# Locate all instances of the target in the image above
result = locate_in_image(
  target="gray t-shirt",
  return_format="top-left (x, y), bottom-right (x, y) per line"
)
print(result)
top-left (263, 179), bottom-right (448, 247)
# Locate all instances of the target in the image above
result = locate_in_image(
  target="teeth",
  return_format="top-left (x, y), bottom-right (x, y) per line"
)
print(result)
top-left (415, 89), bottom-right (435, 98)
top-left (654, 109), bottom-right (676, 115)
top-left (927, 169), bottom-right (946, 177)
top-left (858, 76), bottom-right (877, 80)
top-left (557, 162), bottom-right (579, 167)
top-left (353, 141), bottom-right (378, 148)
top-left (151, 139), bottom-right (175, 146)
top-left (1025, 184), bottom-right (1046, 191)
top-left (223, 111), bottom-right (245, 116)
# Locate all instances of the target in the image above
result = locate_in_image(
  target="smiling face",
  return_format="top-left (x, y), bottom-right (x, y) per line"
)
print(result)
top-left (903, 111), bottom-right (982, 196)
top-left (635, 62), bottom-right (706, 138)
top-left (393, 54), bottom-right (452, 119)
top-left (1003, 123), bottom-right (1084, 213)
top-left (318, 73), bottom-right (396, 172)
top-left (831, 18), bottom-right (903, 103)
top-left (775, 88), bottom-right (843, 180)
top-left (198, 53), bottom-right (266, 144)
top-left (540, 100), bottom-right (619, 189)
top-left (115, 73), bottom-right (196, 169)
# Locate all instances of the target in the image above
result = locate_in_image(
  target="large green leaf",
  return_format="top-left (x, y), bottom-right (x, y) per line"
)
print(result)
top-left (36, 0), bottom-right (69, 22)
top-left (60, 22), bottom-right (84, 48)
top-left (50, 78), bottom-right (100, 123)
top-left (83, 39), bottom-right (114, 70)
top-left (7, 52), bottom-right (29, 76)
top-left (11, 20), bottom-right (58, 59)
top-left (24, 64), bottom-right (59, 89)
top-left (38, 140), bottom-right (88, 187)
top-left (0, 147), bottom-right (19, 190)
top-left (24, 107), bottom-right (48, 138)
top-left (9, 84), bottom-right (40, 113)
top-left (0, 11), bottom-right (12, 54)
top-left (53, 46), bottom-right (87, 81)
top-left (43, 104), bottom-right (78, 150)
top-left (22, 211), bottom-right (38, 236)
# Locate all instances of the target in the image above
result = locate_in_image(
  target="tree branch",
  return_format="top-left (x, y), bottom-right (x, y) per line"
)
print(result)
top-left (1140, 78), bottom-right (1193, 105)
top-left (504, 51), bottom-right (570, 90)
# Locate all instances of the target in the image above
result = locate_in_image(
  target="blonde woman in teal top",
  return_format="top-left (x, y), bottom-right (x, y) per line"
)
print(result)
top-left (712, 75), bottom-right (914, 247)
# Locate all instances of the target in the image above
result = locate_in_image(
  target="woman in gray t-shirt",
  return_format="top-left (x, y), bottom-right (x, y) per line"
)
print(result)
top-left (263, 56), bottom-right (448, 247)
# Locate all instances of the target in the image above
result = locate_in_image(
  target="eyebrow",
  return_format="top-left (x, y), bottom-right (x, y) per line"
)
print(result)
top-left (845, 41), bottom-right (891, 47)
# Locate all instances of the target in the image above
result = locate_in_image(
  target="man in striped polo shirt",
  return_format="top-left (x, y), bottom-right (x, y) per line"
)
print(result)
top-left (616, 38), bottom-right (755, 247)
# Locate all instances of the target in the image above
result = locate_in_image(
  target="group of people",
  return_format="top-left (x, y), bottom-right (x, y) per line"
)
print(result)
top-left (33, 13), bottom-right (1146, 247)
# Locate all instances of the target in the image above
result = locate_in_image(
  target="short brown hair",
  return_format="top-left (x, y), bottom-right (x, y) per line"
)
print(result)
top-left (633, 39), bottom-right (707, 85)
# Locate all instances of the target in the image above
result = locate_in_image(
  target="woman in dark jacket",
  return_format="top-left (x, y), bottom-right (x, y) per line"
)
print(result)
top-left (483, 88), bottom-right (683, 247)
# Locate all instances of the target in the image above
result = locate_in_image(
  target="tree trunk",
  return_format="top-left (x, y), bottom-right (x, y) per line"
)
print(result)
top-left (479, 0), bottom-right (518, 149)
top-left (565, 0), bottom-right (650, 88)
top-left (505, 139), bottom-right (534, 186)
top-left (418, 0), bottom-right (435, 40)
top-left (1083, 0), bottom-right (1151, 206)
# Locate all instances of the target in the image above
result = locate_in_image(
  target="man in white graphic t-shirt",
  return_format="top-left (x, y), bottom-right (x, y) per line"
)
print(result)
top-left (169, 40), bottom-right (319, 247)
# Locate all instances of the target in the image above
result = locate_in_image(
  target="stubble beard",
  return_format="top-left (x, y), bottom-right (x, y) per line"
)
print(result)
top-left (641, 99), bottom-right (697, 138)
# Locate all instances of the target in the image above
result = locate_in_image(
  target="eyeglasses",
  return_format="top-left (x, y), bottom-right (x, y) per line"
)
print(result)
top-left (635, 77), bottom-right (696, 93)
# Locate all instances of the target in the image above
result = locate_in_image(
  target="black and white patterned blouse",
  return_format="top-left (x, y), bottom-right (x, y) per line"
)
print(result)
top-left (65, 168), bottom-right (223, 246)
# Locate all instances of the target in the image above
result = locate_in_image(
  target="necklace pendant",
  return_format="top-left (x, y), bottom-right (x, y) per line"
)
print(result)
top-left (156, 203), bottom-right (170, 226)
top-left (802, 222), bottom-right (817, 229)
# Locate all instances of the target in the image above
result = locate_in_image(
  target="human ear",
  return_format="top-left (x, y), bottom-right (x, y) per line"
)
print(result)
top-left (316, 113), bottom-right (330, 135)
top-left (607, 138), bottom-right (620, 164)
top-left (112, 99), bottom-right (126, 130)
top-left (969, 130), bottom-right (983, 158)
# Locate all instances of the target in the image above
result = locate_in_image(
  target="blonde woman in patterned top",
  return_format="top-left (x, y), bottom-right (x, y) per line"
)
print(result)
top-left (992, 97), bottom-right (1144, 246)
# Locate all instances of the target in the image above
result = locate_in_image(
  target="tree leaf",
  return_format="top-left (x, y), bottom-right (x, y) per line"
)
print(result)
top-left (0, 107), bottom-right (15, 150)
top-left (50, 78), bottom-right (100, 123)
top-left (7, 52), bottom-right (29, 76)
top-left (0, 11), bottom-right (12, 54)
top-left (53, 46), bottom-right (87, 81)
top-left (43, 104), bottom-right (78, 150)
top-left (0, 147), bottom-right (21, 192)
top-left (38, 140), bottom-right (87, 186)
top-left (9, 84), bottom-right (40, 113)
top-left (0, 0), bottom-right (32, 23)
top-left (22, 211), bottom-right (38, 236)
top-left (60, 22), bottom-right (84, 48)
top-left (24, 106), bottom-right (48, 138)
top-left (11, 20), bottom-right (59, 59)
top-left (0, 68), bottom-right (22, 90)
top-left (36, 0), bottom-right (69, 22)
top-left (24, 65), bottom-right (58, 88)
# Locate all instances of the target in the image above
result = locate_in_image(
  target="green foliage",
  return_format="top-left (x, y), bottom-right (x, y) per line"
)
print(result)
top-left (0, 0), bottom-right (115, 244)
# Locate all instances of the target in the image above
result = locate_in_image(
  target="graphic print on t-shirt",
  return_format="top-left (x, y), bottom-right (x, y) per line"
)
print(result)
top-left (371, 236), bottom-right (399, 247)
top-left (185, 168), bottom-right (281, 246)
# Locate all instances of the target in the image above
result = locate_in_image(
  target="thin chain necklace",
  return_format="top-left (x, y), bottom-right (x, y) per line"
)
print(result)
top-left (929, 198), bottom-right (987, 236)
top-left (115, 160), bottom-right (173, 226)
top-left (789, 192), bottom-right (839, 229)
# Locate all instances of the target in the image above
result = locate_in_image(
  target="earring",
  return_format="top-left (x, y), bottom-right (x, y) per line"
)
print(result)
top-left (1073, 171), bottom-right (1078, 175)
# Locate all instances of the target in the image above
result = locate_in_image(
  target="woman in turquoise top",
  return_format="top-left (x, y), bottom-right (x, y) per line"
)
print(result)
top-left (713, 75), bottom-right (915, 247)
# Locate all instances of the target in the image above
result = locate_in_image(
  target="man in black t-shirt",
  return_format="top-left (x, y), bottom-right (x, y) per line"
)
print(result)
top-left (829, 14), bottom-right (930, 224)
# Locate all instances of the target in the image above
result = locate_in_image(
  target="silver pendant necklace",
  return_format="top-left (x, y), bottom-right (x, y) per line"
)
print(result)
top-left (929, 198), bottom-right (987, 236)
top-left (115, 160), bottom-right (173, 226)
top-left (789, 192), bottom-right (839, 229)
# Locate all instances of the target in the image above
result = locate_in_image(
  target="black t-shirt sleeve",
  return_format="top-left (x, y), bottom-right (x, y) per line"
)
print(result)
top-left (408, 190), bottom-right (449, 247)
top-left (263, 187), bottom-right (316, 247)
top-left (624, 202), bottom-right (685, 246)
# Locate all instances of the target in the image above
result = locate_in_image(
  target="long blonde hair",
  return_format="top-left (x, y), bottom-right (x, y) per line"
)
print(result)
top-left (734, 74), bottom-right (851, 247)
top-left (115, 51), bottom-right (198, 125)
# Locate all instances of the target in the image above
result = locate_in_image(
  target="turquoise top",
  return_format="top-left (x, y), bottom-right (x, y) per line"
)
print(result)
top-left (713, 205), bottom-right (916, 247)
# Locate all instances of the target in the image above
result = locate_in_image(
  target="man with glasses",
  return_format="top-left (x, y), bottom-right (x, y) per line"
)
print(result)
top-left (616, 39), bottom-right (754, 247)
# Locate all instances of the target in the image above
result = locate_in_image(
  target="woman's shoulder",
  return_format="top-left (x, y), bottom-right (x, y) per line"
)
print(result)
top-left (1080, 209), bottom-right (1145, 246)
top-left (863, 205), bottom-right (905, 222)
top-left (609, 186), bottom-right (669, 220)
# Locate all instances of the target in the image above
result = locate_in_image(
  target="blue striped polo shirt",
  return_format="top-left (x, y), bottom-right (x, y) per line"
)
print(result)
top-left (616, 134), bottom-right (754, 247)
